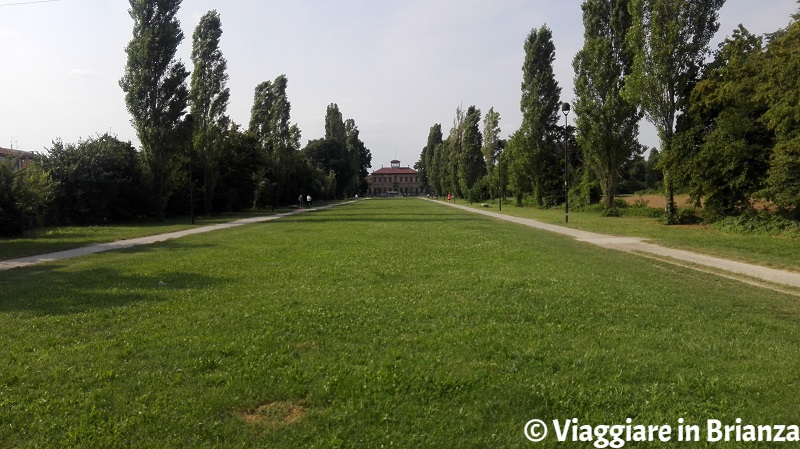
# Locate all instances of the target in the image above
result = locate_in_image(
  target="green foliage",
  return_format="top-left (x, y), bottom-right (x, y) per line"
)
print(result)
top-left (481, 107), bottom-right (501, 187)
top-left (119, 0), bottom-right (189, 220)
top-left (416, 124), bottom-right (443, 195)
top-left (624, 0), bottom-right (725, 220)
top-left (302, 139), bottom-right (352, 199)
top-left (757, 11), bottom-right (800, 215)
top-left (248, 75), bottom-right (303, 206)
top-left (518, 25), bottom-right (563, 206)
top-left (678, 26), bottom-right (772, 218)
top-left (324, 103), bottom-right (346, 147)
top-left (574, 0), bottom-right (641, 211)
top-left (190, 9), bottom-right (231, 215)
top-left (44, 135), bottom-right (145, 225)
top-left (712, 211), bottom-right (800, 237)
top-left (457, 105), bottom-right (485, 195)
top-left (344, 118), bottom-right (372, 195)
top-left (0, 160), bottom-right (52, 236)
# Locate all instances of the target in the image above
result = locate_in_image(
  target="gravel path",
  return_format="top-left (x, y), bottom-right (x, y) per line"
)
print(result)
top-left (0, 203), bottom-right (345, 272)
top-left (437, 200), bottom-right (800, 291)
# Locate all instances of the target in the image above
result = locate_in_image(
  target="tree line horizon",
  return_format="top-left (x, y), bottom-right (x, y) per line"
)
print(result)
top-left (415, 0), bottom-right (799, 224)
top-left (2, 0), bottom-right (799, 236)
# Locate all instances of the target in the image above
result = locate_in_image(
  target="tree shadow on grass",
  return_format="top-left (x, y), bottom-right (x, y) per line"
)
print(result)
top-left (0, 242), bottom-right (228, 316)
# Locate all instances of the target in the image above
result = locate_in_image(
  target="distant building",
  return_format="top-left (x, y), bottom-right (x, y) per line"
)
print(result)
top-left (0, 147), bottom-right (34, 170)
top-left (367, 160), bottom-right (421, 197)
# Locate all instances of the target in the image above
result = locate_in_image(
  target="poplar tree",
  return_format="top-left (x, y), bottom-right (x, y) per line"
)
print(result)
top-left (325, 103), bottom-right (347, 147)
top-left (190, 10), bottom-right (230, 215)
top-left (120, 0), bottom-right (189, 219)
top-left (248, 75), bottom-right (301, 205)
top-left (481, 108), bottom-right (501, 199)
top-left (573, 0), bottom-right (641, 211)
top-left (458, 105), bottom-right (485, 196)
top-left (623, 0), bottom-right (725, 222)
top-left (424, 124), bottom-right (443, 195)
top-left (520, 25), bottom-right (563, 206)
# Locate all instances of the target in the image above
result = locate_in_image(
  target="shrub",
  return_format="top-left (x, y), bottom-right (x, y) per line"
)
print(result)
top-left (676, 208), bottom-right (702, 225)
top-left (0, 161), bottom-right (53, 236)
top-left (712, 211), bottom-right (800, 236)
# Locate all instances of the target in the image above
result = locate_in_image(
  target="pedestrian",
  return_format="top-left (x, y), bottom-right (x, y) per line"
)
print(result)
top-left (307, 194), bottom-right (312, 207)
top-left (298, 194), bottom-right (304, 209)
top-left (447, 193), bottom-right (452, 202)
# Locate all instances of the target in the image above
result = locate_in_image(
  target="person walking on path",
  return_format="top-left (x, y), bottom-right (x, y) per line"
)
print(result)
top-left (298, 194), bottom-right (305, 209)
top-left (307, 194), bottom-right (312, 207)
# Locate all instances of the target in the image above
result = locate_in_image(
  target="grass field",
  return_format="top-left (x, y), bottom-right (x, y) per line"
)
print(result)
top-left (453, 198), bottom-right (800, 273)
top-left (0, 210), bottom-right (291, 262)
top-left (1, 198), bottom-right (798, 448)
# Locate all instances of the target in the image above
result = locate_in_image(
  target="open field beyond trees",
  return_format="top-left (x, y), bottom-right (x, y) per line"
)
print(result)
top-left (1, 198), bottom-right (798, 448)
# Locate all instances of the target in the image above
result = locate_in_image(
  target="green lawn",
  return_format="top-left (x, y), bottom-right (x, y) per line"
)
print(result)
top-left (451, 198), bottom-right (800, 272)
top-left (1, 198), bottom-right (798, 448)
top-left (0, 210), bottom-right (290, 261)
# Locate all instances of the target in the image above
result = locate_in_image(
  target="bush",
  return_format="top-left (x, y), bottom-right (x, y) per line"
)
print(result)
top-left (676, 208), bottom-right (702, 225)
top-left (712, 211), bottom-right (800, 236)
top-left (44, 135), bottom-right (145, 225)
top-left (0, 161), bottom-right (53, 236)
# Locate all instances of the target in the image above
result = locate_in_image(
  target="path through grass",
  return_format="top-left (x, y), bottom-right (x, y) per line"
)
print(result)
top-left (1, 199), bottom-right (798, 448)
top-left (451, 198), bottom-right (800, 272)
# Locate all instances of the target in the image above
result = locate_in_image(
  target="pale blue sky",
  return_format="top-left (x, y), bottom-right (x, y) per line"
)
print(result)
top-left (1, 0), bottom-right (796, 168)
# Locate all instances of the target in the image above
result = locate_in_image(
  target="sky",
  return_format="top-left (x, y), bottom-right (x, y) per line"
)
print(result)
top-left (1, 0), bottom-right (797, 170)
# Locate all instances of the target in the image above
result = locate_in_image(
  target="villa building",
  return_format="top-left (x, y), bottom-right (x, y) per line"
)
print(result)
top-left (366, 160), bottom-right (421, 197)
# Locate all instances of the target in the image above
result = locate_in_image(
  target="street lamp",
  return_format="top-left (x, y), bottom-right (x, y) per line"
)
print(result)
top-left (185, 113), bottom-right (194, 225)
top-left (561, 102), bottom-right (570, 223)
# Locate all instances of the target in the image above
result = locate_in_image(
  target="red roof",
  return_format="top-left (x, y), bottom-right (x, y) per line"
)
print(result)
top-left (371, 167), bottom-right (417, 175)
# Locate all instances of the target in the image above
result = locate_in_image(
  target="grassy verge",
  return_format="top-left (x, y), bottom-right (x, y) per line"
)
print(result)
top-left (1, 198), bottom-right (798, 448)
top-left (0, 209), bottom-right (292, 261)
top-left (450, 197), bottom-right (800, 272)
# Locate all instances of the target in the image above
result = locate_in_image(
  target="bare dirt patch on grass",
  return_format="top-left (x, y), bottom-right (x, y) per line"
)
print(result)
top-left (240, 401), bottom-right (307, 427)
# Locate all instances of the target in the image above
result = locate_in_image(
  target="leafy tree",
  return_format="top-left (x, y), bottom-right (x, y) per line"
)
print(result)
top-left (520, 25), bottom-right (563, 206)
top-left (44, 135), bottom-right (145, 225)
top-left (248, 75), bottom-right (301, 206)
top-left (190, 10), bottom-right (230, 215)
top-left (215, 124), bottom-right (261, 212)
top-left (325, 103), bottom-right (346, 147)
top-left (481, 108), bottom-right (502, 199)
top-left (679, 26), bottom-right (772, 217)
top-left (574, 0), bottom-right (641, 211)
top-left (505, 131), bottom-right (530, 205)
top-left (0, 159), bottom-right (52, 236)
top-left (458, 105), bottom-right (486, 196)
top-left (757, 9), bottom-right (800, 217)
top-left (645, 148), bottom-right (663, 190)
top-left (303, 138), bottom-right (352, 198)
top-left (623, 0), bottom-right (725, 222)
top-left (434, 139), bottom-right (451, 196)
top-left (345, 119), bottom-right (372, 195)
top-left (420, 124), bottom-right (443, 195)
top-left (445, 106), bottom-right (465, 197)
top-left (120, 0), bottom-right (189, 220)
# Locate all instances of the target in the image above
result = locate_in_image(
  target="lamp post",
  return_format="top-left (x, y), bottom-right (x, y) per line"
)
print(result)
top-left (561, 102), bottom-right (570, 223)
top-left (186, 113), bottom-right (194, 225)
